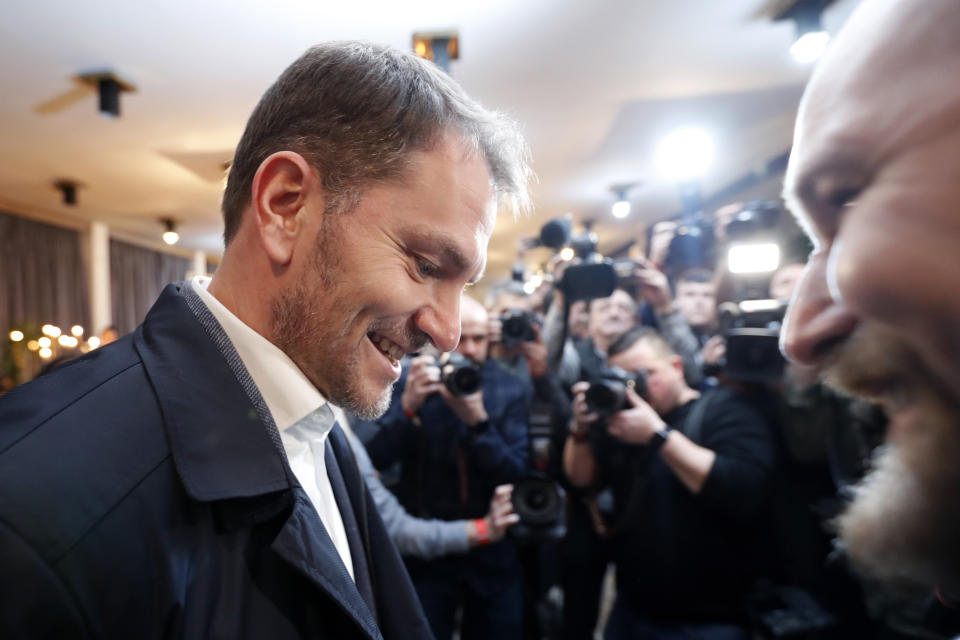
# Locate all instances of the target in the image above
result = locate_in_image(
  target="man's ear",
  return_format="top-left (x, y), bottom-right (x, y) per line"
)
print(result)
top-left (669, 354), bottom-right (685, 375)
top-left (249, 151), bottom-right (319, 265)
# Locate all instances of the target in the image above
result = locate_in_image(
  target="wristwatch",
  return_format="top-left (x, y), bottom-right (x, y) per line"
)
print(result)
top-left (648, 426), bottom-right (672, 454)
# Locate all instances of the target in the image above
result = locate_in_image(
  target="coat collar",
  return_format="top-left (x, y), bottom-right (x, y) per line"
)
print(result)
top-left (134, 284), bottom-right (382, 640)
top-left (134, 283), bottom-right (291, 501)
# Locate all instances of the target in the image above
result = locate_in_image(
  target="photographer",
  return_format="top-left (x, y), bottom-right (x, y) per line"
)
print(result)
top-left (564, 327), bottom-right (775, 640)
top-left (366, 294), bottom-right (530, 640)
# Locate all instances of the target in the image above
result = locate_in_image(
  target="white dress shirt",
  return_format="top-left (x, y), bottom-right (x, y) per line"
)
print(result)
top-left (190, 276), bottom-right (354, 580)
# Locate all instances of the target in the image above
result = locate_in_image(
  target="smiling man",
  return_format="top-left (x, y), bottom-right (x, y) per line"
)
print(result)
top-left (0, 42), bottom-right (530, 639)
top-left (781, 0), bottom-right (960, 599)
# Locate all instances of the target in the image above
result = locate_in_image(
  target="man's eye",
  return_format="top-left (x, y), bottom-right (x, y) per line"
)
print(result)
top-left (416, 258), bottom-right (439, 278)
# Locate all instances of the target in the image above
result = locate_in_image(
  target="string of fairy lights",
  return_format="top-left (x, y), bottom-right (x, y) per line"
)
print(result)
top-left (8, 324), bottom-right (102, 361)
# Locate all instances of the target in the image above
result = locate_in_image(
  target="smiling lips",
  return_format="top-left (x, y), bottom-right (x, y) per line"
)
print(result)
top-left (368, 331), bottom-right (406, 365)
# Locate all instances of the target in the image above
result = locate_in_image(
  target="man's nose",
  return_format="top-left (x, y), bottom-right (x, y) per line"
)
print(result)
top-left (414, 289), bottom-right (461, 353)
top-left (781, 253), bottom-right (859, 366)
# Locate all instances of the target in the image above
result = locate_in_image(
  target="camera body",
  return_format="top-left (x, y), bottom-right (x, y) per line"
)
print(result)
top-left (584, 366), bottom-right (648, 419)
top-left (717, 299), bottom-right (787, 384)
top-left (499, 309), bottom-right (539, 348)
top-left (437, 352), bottom-right (484, 396)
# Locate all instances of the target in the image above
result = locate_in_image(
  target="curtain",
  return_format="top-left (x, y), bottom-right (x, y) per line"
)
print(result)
top-left (110, 239), bottom-right (191, 336)
top-left (0, 210), bottom-right (89, 341)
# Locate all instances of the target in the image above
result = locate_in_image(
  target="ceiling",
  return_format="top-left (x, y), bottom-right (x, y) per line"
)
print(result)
top-left (0, 0), bottom-right (860, 294)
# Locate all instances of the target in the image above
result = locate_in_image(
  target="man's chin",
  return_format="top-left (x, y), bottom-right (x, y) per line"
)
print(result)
top-left (821, 323), bottom-right (960, 593)
top-left (330, 382), bottom-right (393, 420)
top-left (835, 393), bottom-right (960, 593)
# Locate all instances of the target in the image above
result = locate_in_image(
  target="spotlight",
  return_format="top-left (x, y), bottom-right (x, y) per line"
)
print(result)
top-left (612, 190), bottom-right (631, 219)
top-left (39, 348), bottom-right (53, 359)
top-left (71, 325), bottom-right (84, 337)
top-left (54, 180), bottom-right (80, 206)
top-left (87, 336), bottom-right (102, 349)
top-left (161, 218), bottom-right (179, 245)
top-left (728, 242), bottom-right (781, 274)
top-left (38, 337), bottom-right (52, 349)
top-left (9, 330), bottom-right (24, 342)
top-left (657, 127), bottom-right (714, 183)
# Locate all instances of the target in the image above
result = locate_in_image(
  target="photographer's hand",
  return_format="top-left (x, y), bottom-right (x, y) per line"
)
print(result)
top-left (570, 381), bottom-right (599, 437)
top-left (634, 259), bottom-right (674, 315)
top-left (700, 335), bottom-right (725, 367)
top-left (439, 386), bottom-right (488, 428)
top-left (606, 386), bottom-right (666, 444)
top-left (401, 355), bottom-right (443, 417)
top-left (519, 324), bottom-right (548, 379)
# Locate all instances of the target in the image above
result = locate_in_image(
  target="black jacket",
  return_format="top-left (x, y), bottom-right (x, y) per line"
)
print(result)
top-left (0, 283), bottom-right (433, 640)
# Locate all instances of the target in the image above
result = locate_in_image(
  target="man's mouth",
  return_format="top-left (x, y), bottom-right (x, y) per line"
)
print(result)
top-left (367, 331), bottom-right (405, 365)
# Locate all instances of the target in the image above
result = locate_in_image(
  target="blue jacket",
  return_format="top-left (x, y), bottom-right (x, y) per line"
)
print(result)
top-left (367, 359), bottom-right (530, 523)
top-left (0, 283), bottom-right (433, 640)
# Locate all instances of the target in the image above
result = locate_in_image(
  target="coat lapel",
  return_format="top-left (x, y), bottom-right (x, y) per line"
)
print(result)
top-left (271, 491), bottom-right (382, 640)
top-left (136, 284), bottom-right (384, 639)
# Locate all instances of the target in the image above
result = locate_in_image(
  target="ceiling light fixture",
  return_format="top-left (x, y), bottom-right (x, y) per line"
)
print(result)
top-left (161, 218), bottom-right (180, 246)
top-left (54, 179), bottom-right (80, 206)
top-left (77, 71), bottom-right (137, 118)
top-left (612, 189), bottom-right (631, 219)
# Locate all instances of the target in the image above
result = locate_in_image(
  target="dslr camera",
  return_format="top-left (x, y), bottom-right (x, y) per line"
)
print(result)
top-left (584, 366), bottom-right (648, 419)
top-left (499, 308), bottom-right (539, 347)
top-left (436, 352), bottom-right (483, 396)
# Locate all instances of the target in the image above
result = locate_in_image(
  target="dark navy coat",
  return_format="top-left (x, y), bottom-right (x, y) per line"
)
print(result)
top-left (0, 284), bottom-right (433, 640)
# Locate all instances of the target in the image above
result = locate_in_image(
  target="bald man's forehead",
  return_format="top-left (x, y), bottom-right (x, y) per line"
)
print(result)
top-left (787, 0), bottom-right (960, 211)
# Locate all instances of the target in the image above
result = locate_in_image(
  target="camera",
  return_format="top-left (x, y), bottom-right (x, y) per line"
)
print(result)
top-left (716, 299), bottom-right (787, 384)
top-left (511, 475), bottom-right (566, 541)
top-left (584, 366), bottom-right (648, 419)
top-left (437, 352), bottom-right (483, 396)
top-left (499, 309), bottom-right (539, 347)
top-left (538, 217), bottom-right (619, 302)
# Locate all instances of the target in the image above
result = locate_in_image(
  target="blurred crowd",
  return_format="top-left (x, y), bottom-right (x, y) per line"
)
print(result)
top-left (343, 202), bottom-right (960, 640)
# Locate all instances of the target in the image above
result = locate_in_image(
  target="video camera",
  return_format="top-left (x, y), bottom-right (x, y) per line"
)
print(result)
top-left (584, 366), bottom-right (649, 419)
top-left (714, 299), bottom-right (787, 384)
top-left (537, 217), bottom-right (635, 302)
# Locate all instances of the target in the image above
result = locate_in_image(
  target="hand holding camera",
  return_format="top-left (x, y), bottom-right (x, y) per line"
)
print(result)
top-left (606, 386), bottom-right (667, 445)
top-left (570, 381), bottom-right (600, 438)
top-left (401, 354), bottom-right (444, 416)
top-left (633, 258), bottom-right (674, 315)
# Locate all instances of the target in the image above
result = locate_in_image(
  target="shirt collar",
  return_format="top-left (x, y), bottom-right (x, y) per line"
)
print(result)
top-left (190, 275), bottom-right (325, 431)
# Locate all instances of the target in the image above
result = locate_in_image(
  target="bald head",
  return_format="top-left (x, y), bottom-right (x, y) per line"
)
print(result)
top-left (457, 294), bottom-right (489, 364)
top-left (782, 0), bottom-right (960, 594)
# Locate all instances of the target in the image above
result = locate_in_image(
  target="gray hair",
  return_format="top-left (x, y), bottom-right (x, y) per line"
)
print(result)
top-left (222, 41), bottom-right (532, 243)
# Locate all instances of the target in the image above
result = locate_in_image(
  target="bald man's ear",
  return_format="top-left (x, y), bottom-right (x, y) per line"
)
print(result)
top-left (250, 151), bottom-right (320, 265)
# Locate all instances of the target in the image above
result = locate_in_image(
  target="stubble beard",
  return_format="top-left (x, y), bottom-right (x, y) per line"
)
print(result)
top-left (270, 221), bottom-right (394, 420)
top-left (823, 324), bottom-right (960, 594)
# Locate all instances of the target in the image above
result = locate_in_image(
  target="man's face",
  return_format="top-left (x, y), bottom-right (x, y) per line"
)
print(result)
top-left (457, 302), bottom-right (489, 366)
top-left (588, 290), bottom-right (635, 343)
top-left (674, 281), bottom-right (716, 329)
top-left (488, 292), bottom-right (529, 318)
top-left (781, 0), bottom-right (960, 592)
top-left (608, 339), bottom-right (684, 416)
top-left (272, 133), bottom-right (494, 419)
